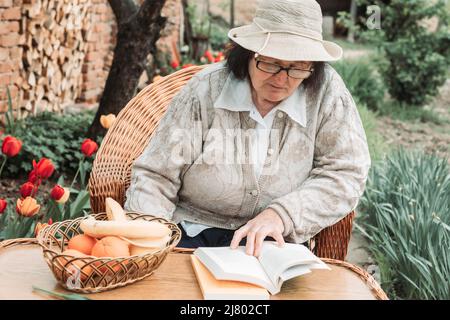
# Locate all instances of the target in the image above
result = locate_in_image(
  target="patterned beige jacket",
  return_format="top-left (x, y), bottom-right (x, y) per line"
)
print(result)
top-left (124, 61), bottom-right (371, 244)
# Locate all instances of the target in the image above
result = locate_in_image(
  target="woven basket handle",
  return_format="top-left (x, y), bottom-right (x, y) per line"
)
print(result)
top-left (0, 238), bottom-right (38, 250)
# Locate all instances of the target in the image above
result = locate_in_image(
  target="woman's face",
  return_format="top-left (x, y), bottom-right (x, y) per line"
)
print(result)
top-left (248, 55), bottom-right (313, 103)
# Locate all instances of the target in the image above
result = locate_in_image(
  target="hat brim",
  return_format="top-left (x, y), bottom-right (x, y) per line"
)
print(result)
top-left (228, 24), bottom-right (343, 62)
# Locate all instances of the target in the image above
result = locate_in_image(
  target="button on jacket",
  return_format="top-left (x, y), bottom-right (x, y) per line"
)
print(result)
top-left (124, 61), bottom-right (371, 244)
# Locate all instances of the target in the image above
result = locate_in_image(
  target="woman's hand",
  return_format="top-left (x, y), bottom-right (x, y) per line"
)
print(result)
top-left (230, 208), bottom-right (285, 257)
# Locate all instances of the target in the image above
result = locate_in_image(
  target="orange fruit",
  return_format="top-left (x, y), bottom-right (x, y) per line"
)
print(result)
top-left (55, 249), bottom-right (93, 281)
top-left (68, 234), bottom-right (97, 255)
top-left (91, 236), bottom-right (130, 273)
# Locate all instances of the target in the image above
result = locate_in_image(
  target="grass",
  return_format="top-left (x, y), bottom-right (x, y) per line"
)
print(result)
top-left (358, 149), bottom-right (450, 299)
top-left (357, 102), bottom-right (389, 162)
top-left (326, 37), bottom-right (376, 52)
top-left (378, 100), bottom-right (447, 125)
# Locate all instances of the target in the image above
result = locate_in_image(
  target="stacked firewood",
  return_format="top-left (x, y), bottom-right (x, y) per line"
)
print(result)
top-left (20, 0), bottom-right (92, 114)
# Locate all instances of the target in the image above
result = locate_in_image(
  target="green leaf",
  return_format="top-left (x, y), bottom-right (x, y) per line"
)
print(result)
top-left (32, 286), bottom-right (91, 300)
top-left (79, 160), bottom-right (86, 189)
top-left (57, 174), bottom-right (66, 186)
top-left (69, 190), bottom-right (90, 219)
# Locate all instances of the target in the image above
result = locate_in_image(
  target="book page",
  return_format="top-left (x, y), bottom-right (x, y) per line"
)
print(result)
top-left (276, 262), bottom-right (331, 291)
top-left (194, 247), bottom-right (276, 293)
top-left (279, 262), bottom-right (331, 282)
top-left (258, 241), bottom-right (328, 285)
top-left (279, 265), bottom-right (311, 282)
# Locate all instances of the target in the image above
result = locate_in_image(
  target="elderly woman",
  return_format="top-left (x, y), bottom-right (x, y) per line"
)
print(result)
top-left (124, 0), bottom-right (371, 257)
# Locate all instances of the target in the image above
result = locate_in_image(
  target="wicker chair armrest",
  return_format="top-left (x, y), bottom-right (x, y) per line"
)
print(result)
top-left (311, 210), bottom-right (355, 260)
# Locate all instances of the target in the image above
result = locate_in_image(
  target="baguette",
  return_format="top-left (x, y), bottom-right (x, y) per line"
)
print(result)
top-left (120, 235), bottom-right (171, 256)
top-left (119, 235), bottom-right (171, 247)
top-left (105, 197), bottom-right (127, 221)
top-left (80, 216), bottom-right (171, 239)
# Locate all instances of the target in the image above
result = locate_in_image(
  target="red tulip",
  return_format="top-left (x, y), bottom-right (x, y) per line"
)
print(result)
top-left (0, 199), bottom-right (7, 214)
top-left (28, 169), bottom-right (38, 184)
top-left (32, 158), bottom-right (55, 179)
top-left (214, 52), bottom-right (224, 62)
top-left (1, 136), bottom-right (22, 157)
top-left (48, 218), bottom-right (53, 225)
top-left (50, 185), bottom-right (70, 204)
top-left (81, 139), bottom-right (98, 157)
top-left (50, 185), bottom-right (65, 201)
top-left (170, 60), bottom-right (179, 69)
top-left (20, 182), bottom-right (35, 198)
top-left (204, 50), bottom-right (214, 63)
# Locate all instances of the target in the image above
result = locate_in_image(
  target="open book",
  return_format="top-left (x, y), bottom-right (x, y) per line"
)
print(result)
top-left (193, 241), bottom-right (330, 295)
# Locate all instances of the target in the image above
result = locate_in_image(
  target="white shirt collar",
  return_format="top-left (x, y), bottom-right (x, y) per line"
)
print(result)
top-left (214, 72), bottom-right (307, 127)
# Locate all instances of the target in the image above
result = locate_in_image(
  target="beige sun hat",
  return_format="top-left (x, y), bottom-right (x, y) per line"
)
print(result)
top-left (228, 0), bottom-right (343, 62)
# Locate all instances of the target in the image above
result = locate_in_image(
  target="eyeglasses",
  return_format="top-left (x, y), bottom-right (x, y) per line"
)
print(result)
top-left (254, 58), bottom-right (314, 79)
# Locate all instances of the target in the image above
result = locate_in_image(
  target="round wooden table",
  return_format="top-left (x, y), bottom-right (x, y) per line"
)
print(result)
top-left (0, 239), bottom-right (388, 300)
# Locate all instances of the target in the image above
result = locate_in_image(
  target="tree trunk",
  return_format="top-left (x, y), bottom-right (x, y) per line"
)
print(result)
top-left (347, 0), bottom-right (357, 43)
top-left (87, 0), bottom-right (167, 139)
top-left (230, 0), bottom-right (235, 28)
top-left (181, 0), bottom-right (194, 60)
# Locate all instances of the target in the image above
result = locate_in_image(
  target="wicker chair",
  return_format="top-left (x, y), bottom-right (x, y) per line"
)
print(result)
top-left (88, 65), bottom-right (355, 261)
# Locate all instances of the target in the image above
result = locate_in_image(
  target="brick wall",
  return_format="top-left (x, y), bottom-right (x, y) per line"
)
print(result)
top-left (0, 0), bottom-right (23, 117)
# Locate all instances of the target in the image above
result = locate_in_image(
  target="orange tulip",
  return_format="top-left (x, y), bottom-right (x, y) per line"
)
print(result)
top-left (34, 222), bottom-right (50, 237)
top-left (1, 136), bottom-right (22, 157)
top-left (16, 196), bottom-right (40, 217)
top-left (100, 114), bottom-right (116, 129)
top-left (32, 158), bottom-right (55, 179)
top-left (35, 222), bottom-right (44, 236)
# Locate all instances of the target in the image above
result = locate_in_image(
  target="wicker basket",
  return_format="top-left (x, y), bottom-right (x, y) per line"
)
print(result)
top-left (36, 212), bottom-right (181, 293)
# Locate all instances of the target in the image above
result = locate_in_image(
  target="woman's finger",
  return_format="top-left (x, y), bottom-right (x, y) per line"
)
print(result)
top-left (230, 225), bottom-right (248, 249)
top-left (253, 228), bottom-right (271, 257)
top-left (245, 229), bottom-right (257, 256)
top-left (271, 231), bottom-right (285, 248)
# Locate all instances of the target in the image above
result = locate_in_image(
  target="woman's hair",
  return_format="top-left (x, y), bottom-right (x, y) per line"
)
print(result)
top-left (224, 41), bottom-right (325, 95)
